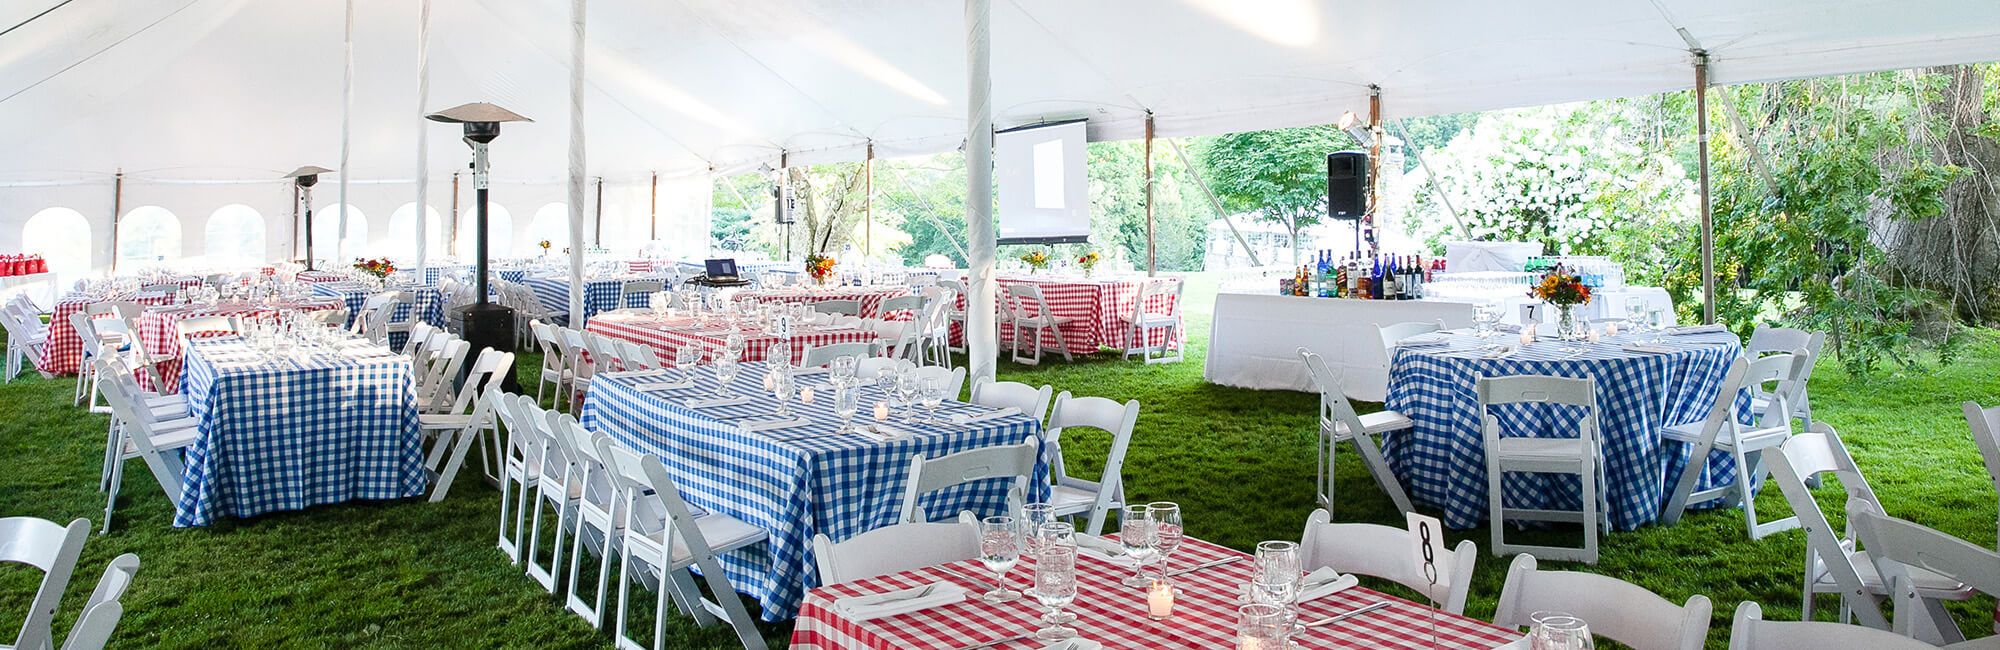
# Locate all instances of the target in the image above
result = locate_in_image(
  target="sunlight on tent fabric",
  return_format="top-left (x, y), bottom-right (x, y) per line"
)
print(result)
top-left (116, 206), bottom-right (182, 269)
top-left (21, 207), bottom-right (91, 283)
top-left (592, 48), bottom-right (755, 137)
top-left (202, 204), bottom-right (266, 267)
top-left (1181, 0), bottom-right (1320, 47)
top-left (313, 205), bottom-right (368, 261)
top-left (524, 203), bottom-right (571, 255)
top-left (455, 203), bottom-right (513, 258)
top-left (384, 203), bottom-right (444, 262)
top-left (788, 19), bottom-right (947, 105)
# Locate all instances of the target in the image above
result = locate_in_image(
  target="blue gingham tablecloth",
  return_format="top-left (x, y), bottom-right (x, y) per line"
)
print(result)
top-left (174, 337), bottom-right (427, 527)
top-left (580, 364), bottom-right (1047, 620)
top-left (1382, 330), bottom-right (1751, 531)
top-left (521, 275), bottom-right (666, 324)
top-left (308, 282), bottom-right (447, 336)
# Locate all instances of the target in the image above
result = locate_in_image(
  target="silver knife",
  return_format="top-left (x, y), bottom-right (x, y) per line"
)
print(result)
top-left (951, 632), bottom-right (1035, 650)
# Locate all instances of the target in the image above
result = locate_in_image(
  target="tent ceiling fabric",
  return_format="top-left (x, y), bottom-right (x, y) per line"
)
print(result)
top-left (0, 0), bottom-right (1996, 184)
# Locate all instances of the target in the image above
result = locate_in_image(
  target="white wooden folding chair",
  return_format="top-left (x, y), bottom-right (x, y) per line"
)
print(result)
top-left (1299, 347), bottom-right (1415, 517)
top-left (493, 392), bottom-right (540, 565)
top-left (1120, 278), bottom-right (1183, 364)
top-left (1043, 392), bottom-right (1139, 536)
top-left (1727, 601), bottom-right (1935, 650)
top-left (0, 516), bottom-right (90, 650)
top-left (526, 321), bottom-right (567, 408)
top-left (1659, 353), bottom-right (1801, 539)
top-left (415, 337), bottom-right (471, 415)
top-left (941, 279), bottom-right (969, 355)
top-left (2, 301), bottom-right (50, 382)
top-left (1962, 401), bottom-right (2000, 545)
top-left (598, 440), bottom-right (770, 650)
top-left (802, 341), bottom-right (874, 368)
top-left (95, 359), bottom-right (198, 534)
top-left (1301, 509), bottom-right (1476, 614)
top-left (811, 299), bottom-right (862, 316)
top-left (811, 514), bottom-right (979, 585)
top-left (420, 350), bottom-right (513, 501)
top-left (556, 422), bottom-right (625, 629)
top-left (585, 333), bottom-right (628, 374)
top-left (616, 340), bottom-right (662, 371)
top-left (1747, 325), bottom-right (1826, 429)
top-left (621, 280), bottom-right (663, 309)
top-left (1852, 505), bottom-right (2000, 646)
top-left (969, 378), bottom-right (1053, 426)
top-left (899, 437), bottom-right (1039, 524)
top-left (914, 365), bottom-right (967, 402)
top-left (1494, 553), bottom-right (1710, 648)
top-left (915, 286), bottom-right (955, 368)
top-left (525, 410), bottom-right (583, 594)
top-left (60, 553), bottom-right (139, 650)
top-left (1766, 423), bottom-right (1973, 630)
top-left (557, 328), bottom-right (597, 412)
top-left (1005, 283), bottom-right (1074, 365)
top-left (877, 294), bottom-right (924, 322)
top-left (1479, 374), bottom-right (1606, 564)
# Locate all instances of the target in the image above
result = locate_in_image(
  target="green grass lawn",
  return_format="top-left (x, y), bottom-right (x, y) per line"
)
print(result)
top-left (2, 274), bottom-right (1996, 648)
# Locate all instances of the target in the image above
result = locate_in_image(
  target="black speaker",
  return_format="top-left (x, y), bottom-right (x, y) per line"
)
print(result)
top-left (1327, 151), bottom-right (1368, 220)
top-left (773, 183), bottom-right (797, 224)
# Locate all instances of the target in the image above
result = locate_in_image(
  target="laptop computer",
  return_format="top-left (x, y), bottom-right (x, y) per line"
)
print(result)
top-left (704, 258), bottom-right (740, 282)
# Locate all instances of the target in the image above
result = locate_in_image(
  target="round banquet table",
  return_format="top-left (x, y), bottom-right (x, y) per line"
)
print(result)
top-left (1381, 327), bottom-right (1750, 531)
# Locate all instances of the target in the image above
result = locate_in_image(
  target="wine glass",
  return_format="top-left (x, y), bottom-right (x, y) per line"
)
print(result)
top-left (1236, 603), bottom-right (1290, 649)
top-left (830, 354), bottom-right (856, 387)
top-left (771, 367), bottom-right (795, 417)
top-left (918, 377), bottom-right (944, 423)
top-left (1030, 546), bottom-right (1079, 641)
top-left (977, 516), bottom-right (1022, 603)
top-left (894, 370), bottom-right (921, 423)
top-left (674, 347), bottom-right (703, 383)
top-left (1533, 615), bottom-right (1595, 649)
top-left (832, 385), bottom-right (859, 435)
top-left (713, 356), bottom-right (739, 398)
top-left (1021, 503), bottom-right (1056, 556)
top-left (1254, 540), bottom-right (1301, 587)
top-left (1475, 302), bottom-right (1500, 337)
top-left (766, 343), bottom-right (791, 368)
top-left (1150, 502), bottom-right (1183, 577)
top-left (1624, 297), bottom-right (1647, 335)
top-left (1119, 504), bottom-right (1157, 587)
top-left (1247, 577), bottom-right (1300, 633)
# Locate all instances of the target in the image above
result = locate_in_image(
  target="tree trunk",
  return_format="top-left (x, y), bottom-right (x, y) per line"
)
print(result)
top-left (1889, 65), bottom-right (2000, 323)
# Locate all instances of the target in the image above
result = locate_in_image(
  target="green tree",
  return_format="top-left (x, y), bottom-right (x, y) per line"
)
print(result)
top-left (1197, 126), bottom-right (1356, 267)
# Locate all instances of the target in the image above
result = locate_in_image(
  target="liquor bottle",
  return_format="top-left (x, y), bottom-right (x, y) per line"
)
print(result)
top-left (1348, 258), bottom-right (1361, 299)
top-left (1385, 256), bottom-right (1401, 300)
top-left (1370, 257), bottom-right (1384, 300)
top-left (1334, 258), bottom-right (1348, 298)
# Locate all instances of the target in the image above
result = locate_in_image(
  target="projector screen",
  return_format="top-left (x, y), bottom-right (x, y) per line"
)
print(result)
top-left (996, 119), bottom-right (1090, 244)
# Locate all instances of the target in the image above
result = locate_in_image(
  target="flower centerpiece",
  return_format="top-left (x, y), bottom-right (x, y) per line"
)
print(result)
top-left (1076, 251), bottom-right (1101, 276)
top-left (538, 240), bottom-right (552, 257)
top-left (805, 253), bottom-right (837, 287)
top-left (1019, 250), bottom-right (1051, 274)
top-left (353, 257), bottom-right (396, 280)
top-left (1530, 268), bottom-right (1593, 340)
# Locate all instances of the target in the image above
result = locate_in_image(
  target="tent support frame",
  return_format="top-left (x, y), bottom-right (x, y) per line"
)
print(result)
top-left (1696, 51), bottom-right (1715, 324)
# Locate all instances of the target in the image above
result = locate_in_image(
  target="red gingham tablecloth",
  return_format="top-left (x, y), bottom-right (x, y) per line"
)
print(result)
top-left (950, 275), bottom-right (1181, 356)
top-left (791, 535), bottom-right (1522, 649)
top-left (134, 299), bottom-right (343, 392)
top-left (733, 286), bottom-right (915, 320)
top-left (43, 292), bottom-right (181, 376)
top-left (586, 312), bottom-right (882, 366)
top-left (296, 271), bottom-right (350, 284)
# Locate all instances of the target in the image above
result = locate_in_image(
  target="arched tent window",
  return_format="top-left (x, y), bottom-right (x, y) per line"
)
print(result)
top-left (385, 203), bottom-right (444, 262)
top-left (115, 206), bottom-right (182, 269)
top-left (523, 202), bottom-right (570, 256)
top-left (310, 204), bottom-right (367, 262)
top-left (22, 207), bottom-right (92, 287)
top-left (203, 204), bottom-right (266, 267)
top-left (455, 203), bottom-right (512, 259)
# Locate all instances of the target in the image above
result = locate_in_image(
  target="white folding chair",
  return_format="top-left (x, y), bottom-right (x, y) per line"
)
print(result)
top-left (585, 333), bottom-right (629, 374)
top-left (914, 365), bottom-right (967, 402)
top-left (1299, 347), bottom-right (1415, 517)
top-left (969, 378), bottom-right (1053, 426)
top-left (1747, 325), bottom-right (1826, 429)
top-left (1961, 401), bottom-right (2000, 545)
top-left (415, 337), bottom-right (471, 415)
top-left (309, 308), bottom-right (348, 327)
top-left (1043, 392), bottom-right (1139, 536)
top-left (493, 392), bottom-right (541, 565)
top-left (557, 328), bottom-right (597, 412)
top-left (1005, 283), bottom-right (1074, 365)
top-left (59, 553), bottom-right (139, 650)
top-left (172, 315), bottom-right (236, 342)
top-left (877, 294), bottom-right (924, 322)
top-left (525, 410), bottom-right (583, 594)
top-left (562, 422), bottom-right (624, 629)
top-left (1727, 601), bottom-right (1935, 650)
top-left (899, 437), bottom-right (1039, 524)
top-left (1852, 505), bottom-right (2000, 646)
top-left (96, 359), bottom-right (198, 534)
top-left (420, 351), bottom-right (514, 501)
top-left (1376, 320), bottom-right (1445, 369)
top-left (621, 280), bottom-right (663, 309)
top-left (801, 341), bottom-right (875, 368)
top-left (531, 321), bottom-right (570, 407)
top-left (1, 302), bottom-right (50, 382)
top-left (811, 299), bottom-right (861, 316)
top-left (1120, 278), bottom-right (1183, 364)
top-left (941, 279), bottom-right (969, 355)
top-left (1659, 353), bottom-right (1802, 539)
top-left (617, 340), bottom-right (662, 371)
top-left (811, 514), bottom-right (979, 585)
top-left (598, 440), bottom-right (770, 650)
top-left (0, 516), bottom-right (89, 650)
top-left (1301, 509), bottom-right (1476, 614)
top-left (1494, 553), bottom-right (1710, 648)
top-left (916, 286), bottom-right (955, 369)
top-left (1479, 374), bottom-right (1605, 564)
top-left (1766, 424), bottom-right (1973, 632)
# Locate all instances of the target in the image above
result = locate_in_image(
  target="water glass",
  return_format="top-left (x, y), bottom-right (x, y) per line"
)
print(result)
top-left (1236, 603), bottom-right (1290, 650)
top-left (829, 355), bottom-right (855, 386)
top-left (918, 377), bottom-right (944, 423)
top-left (978, 516), bottom-right (1021, 603)
top-left (1150, 502), bottom-right (1183, 575)
top-left (674, 347), bottom-right (702, 382)
top-left (1031, 546), bottom-right (1079, 641)
top-left (1119, 504), bottom-right (1157, 587)
top-left (1247, 577), bottom-right (1300, 631)
top-left (832, 385), bottom-right (859, 435)
top-left (1254, 540), bottom-right (1301, 586)
top-left (771, 368), bottom-right (795, 418)
top-left (1021, 503), bottom-right (1056, 555)
top-left (713, 357), bottom-right (739, 398)
top-left (1532, 615), bottom-right (1594, 650)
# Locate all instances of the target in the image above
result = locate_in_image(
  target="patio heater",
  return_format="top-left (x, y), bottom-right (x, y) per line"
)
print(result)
top-left (426, 102), bottom-right (531, 389)
top-left (283, 166), bottom-right (334, 270)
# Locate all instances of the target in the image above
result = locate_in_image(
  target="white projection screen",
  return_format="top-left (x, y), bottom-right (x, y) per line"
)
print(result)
top-left (996, 119), bottom-right (1090, 244)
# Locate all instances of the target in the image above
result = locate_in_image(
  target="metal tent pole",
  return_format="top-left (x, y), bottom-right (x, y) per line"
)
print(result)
top-left (1696, 51), bottom-right (1715, 324)
top-left (1144, 112), bottom-right (1156, 277)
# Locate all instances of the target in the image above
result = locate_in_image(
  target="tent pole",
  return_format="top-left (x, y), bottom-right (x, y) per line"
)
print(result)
top-left (109, 170), bottom-right (122, 276)
top-left (1696, 51), bottom-right (1715, 324)
top-left (593, 176), bottom-right (604, 245)
top-left (413, 0), bottom-right (431, 282)
top-left (1169, 138), bottom-right (1260, 267)
top-left (336, 0), bottom-right (353, 266)
top-left (1144, 111), bottom-right (1156, 277)
top-left (1365, 85), bottom-right (1382, 258)
top-left (649, 171), bottom-right (658, 241)
top-left (566, 0), bottom-right (588, 327)
top-left (448, 172), bottom-right (459, 258)
top-left (964, 0), bottom-right (997, 386)
top-left (289, 182), bottom-right (300, 266)
top-left (865, 142), bottom-right (874, 278)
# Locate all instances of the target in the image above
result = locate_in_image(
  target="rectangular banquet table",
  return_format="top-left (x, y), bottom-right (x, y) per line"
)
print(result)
top-left (580, 365), bottom-right (1046, 620)
top-left (586, 311), bottom-right (883, 365)
top-left (295, 270), bottom-right (349, 284)
top-left (950, 275), bottom-right (1181, 357)
top-left (730, 285), bottom-right (914, 320)
top-left (1382, 327), bottom-right (1751, 530)
top-left (521, 275), bottom-right (669, 323)
top-left (133, 298), bottom-right (344, 392)
top-left (309, 281), bottom-right (447, 333)
top-left (43, 291), bottom-right (181, 375)
top-left (791, 535), bottom-right (1525, 649)
top-left (173, 336), bottom-right (428, 527)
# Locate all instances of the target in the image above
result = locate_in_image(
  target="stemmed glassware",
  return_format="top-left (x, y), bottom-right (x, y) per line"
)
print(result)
top-left (1252, 540), bottom-right (1303, 636)
top-left (832, 385), bottom-right (859, 435)
top-left (1150, 502), bottom-right (1183, 577)
top-left (1021, 503), bottom-right (1055, 556)
top-left (771, 367), bottom-right (796, 418)
top-left (674, 347), bottom-right (702, 383)
top-left (1119, 504), bottom-right (1159, 587)
top-left (1475, 302), bottom-right (1501, 337)
top-left (712, 351), bottom-right (740, 398)
top-left (918, 377), bottom-right (944, 424)
top-left (1030, 545), bottom-right (1079, 641)
top-left (1533, 615), bottom-right (1595, 649)
top-left (977, 515), bottom-right (1022, 603)
top-left (894, 369), bottom-right (921, 423)
top-left (1236, 603), bottom-right (1291, 649)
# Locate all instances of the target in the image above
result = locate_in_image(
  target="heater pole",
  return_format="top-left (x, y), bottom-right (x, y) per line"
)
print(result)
top-left (109, 171), bottom-right (123, 276)
top-left (472, 144), bottom-right (491, 306)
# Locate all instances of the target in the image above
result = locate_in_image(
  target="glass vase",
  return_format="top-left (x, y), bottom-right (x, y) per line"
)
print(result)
top-left (1556, 303), bottom-right (1584, 341)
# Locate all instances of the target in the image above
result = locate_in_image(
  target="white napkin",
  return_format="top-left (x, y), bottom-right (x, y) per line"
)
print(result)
top-left (857, 423), bottom-right (915, 442)
top-left (1668, 323), bottom-right (1729, 336)
top-left (1397, 334), bottom-right (1449, 347)
top-left (1298, 567), bottom-right (1359, 603)
top-left (1622, 343), bottom-right (1675, 354)
top-left (1478, 345), bottom-right (1517, 360)
top-left (949, 406), bottom-right (1021, 425)
top-left (830, 583), bottom-right (966, 621)
top-left (738, 416), bottom-right (811, 433)
top-left (685, 396), bottom-right (753, 408)
top-left (604, 369), bottom-right (671, 380)
top-left (1040, 640), bottom-right (1103, 650)
top-left (792, 367), bottom-right (830, 376)
top-left (1493, 323), bottom-right (1523, 334)
top-left (635, 380), bottom-right (697, 392)
top-left (1073, 535), bottom-right (1138, 567)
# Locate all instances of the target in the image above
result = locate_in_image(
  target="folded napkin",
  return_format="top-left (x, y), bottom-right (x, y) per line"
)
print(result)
top-left (1072, 535), bottom-right (1139, 567)
top-left (1397, 334), bottom-right (1449, 347)
top-left (949, 406), bottom-right (1022, 425)
top-left (1298, 567), bottom-right (1360, 603)
top-left (792, 367), bottom-right (830, 376)
top-left (684, 396), bottom-right (753, 408)
top-left (856, 423), bottom-right (915, 442)
top-left (692, 329), bottom-right (736, 336)
top-left (603, 369), bottom-right (671, 380)
top-left (738, 416), bottom-right (811, 433)
top-left (635, 380), bottom-right (698, 392)
top-left (1493, 323), bottom-right (1524, 334)
top-left (1668, 323), bottom-right (1729, 336)
top-left (1477, 345), bottom-right (1517, 360)
top-left (1040, 640), bottom-right (1103, 650)
top-left (1622, 343), bottom-right (1675, 354)
top-left (831, 583), bottom-right (967, 621)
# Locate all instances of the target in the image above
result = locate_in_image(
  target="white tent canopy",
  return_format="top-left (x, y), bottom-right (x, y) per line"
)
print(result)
top-left (3, 0), bottom-right (1998, 185)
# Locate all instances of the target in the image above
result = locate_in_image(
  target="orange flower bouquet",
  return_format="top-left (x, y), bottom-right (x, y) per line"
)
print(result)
top-left (1018, 250), bottom-right (1051, 273)
top-left (353, 257), bottom-right (396, 279)
top-left (805, 253), bottom-right (837, 286)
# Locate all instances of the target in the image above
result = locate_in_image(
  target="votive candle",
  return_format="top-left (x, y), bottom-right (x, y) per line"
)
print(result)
top-left (1519, 322), bottom-right (1537, 346)
top-left (1147, 580), bottom-right (1175, 620)
top-left (874, 401), bottom-right (891, 421)
top-left (799, 387), bottom-right (815, 404)
top-left (1606, 322), bottom-right (1620, 336)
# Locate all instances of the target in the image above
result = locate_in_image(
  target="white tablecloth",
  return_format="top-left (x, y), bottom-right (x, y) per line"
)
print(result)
top-left (1203, 292), bottom-right (1476, 401)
